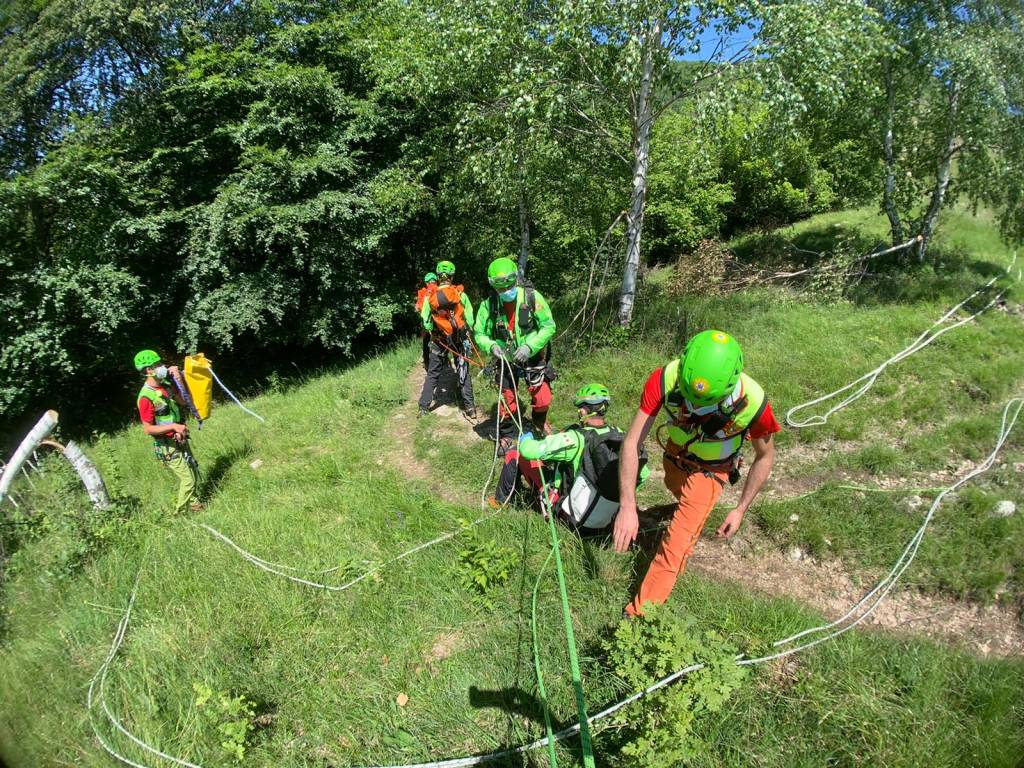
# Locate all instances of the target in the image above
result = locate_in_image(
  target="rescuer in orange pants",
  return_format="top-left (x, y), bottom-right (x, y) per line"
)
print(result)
top-left (615, 330), bottom-right (781, 616)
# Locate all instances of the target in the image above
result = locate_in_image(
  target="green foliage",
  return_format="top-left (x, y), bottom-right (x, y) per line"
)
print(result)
top-left (454, 528), bottom-right (517, 609)
top-left (0, 453), bottom-right (136, 581)
top-left (193, 683), bottom-right (256, 763)
top-left (603, 603), bottom-right (748, 766)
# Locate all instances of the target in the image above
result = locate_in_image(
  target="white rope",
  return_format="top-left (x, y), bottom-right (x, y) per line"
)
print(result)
top-left (786, 259), bottom-right (1015, 428)
top-left (207, 366), bottom-right (266, 423)
top-left (89, 394), bottom-right (1022, 768)
top-left (198, 521), bottom-right (488, 592)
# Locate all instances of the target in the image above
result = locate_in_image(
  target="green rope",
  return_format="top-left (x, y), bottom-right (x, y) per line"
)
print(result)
top-left (532, 546), bottom-right (558, 767)
top-left (537, 465), bottom-right (597, 768)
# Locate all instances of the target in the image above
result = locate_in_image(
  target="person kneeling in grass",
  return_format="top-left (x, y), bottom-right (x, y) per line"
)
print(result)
top-left (489, 384), bottom-right (648, 531)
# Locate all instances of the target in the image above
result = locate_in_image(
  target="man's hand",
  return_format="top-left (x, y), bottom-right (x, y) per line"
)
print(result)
top-left (168, 365), bottom-right (180, 377)
top-left (715, 509), bottom-right (744, 539)
top-left (491, 344), bottom-right (505, 358)
top-left (513, 344), bottom-right (531, 366)
top-left (173, 423), bottom-right (188, 442)
top-left (613, 502), bottom-right (639, 553)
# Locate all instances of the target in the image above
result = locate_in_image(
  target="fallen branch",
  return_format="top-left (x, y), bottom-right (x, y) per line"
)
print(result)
top-left (0, 410), bottom-right (58, 505)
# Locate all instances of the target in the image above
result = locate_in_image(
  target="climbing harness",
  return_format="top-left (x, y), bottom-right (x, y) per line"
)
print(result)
top-left (786, 255), bottom-right (1018, 428)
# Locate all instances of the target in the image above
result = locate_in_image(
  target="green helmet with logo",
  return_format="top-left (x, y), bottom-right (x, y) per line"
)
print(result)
top-left (134, 349), bottom-right (161, 372)
top-left (678, 330), bottom-right (744, 407)
top-left (424, 272), bottom-right (437, 284)
top-left (487, 257), bottom-right (518, 290)
top-left (573, 383), bottom-right (610, 409)
top-left (435, 260), bottom-right (455, 277)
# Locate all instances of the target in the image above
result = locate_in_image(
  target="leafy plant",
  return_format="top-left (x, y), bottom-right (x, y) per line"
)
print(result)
top-left (193, 683), bottom-right (256, 763)
top-left (454, 531), bottom-right (517, 609)
top-left (603, 603), bottom-right (747, 766)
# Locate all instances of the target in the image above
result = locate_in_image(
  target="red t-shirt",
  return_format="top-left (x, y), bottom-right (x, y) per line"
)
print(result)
top-left (137, 384), bottom-right (172, 424)
top-left (638, 368), bottom-right (781, 440)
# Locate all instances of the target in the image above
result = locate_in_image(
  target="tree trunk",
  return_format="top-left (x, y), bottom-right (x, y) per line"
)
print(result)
top-left (0, 410), bottom-right (58, 503)
top-left (518, 186), bottom-right (531, 278)
top-left (617, 18), bottom-right (660, 328)
top-left (917, 84), bottom-right (961, 261)
top-left (882, 63), bottom-right (905, 246)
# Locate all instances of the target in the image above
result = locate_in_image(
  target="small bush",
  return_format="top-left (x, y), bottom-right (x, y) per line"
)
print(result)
top-left (454, 530), bottom-right (517, 609)
top-left (193, 683), bottom-right (256, 763)
top-left (602, 603), bottom-right (747, 766)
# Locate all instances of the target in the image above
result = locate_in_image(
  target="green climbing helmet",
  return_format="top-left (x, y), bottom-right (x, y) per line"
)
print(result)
top-left (134, 349), bottom-right (161, 372)
top-left (487, 257), bottom-right (518, 290)
top-left (424, 272), bottom-right (437, 284)
top-left (678, 330), bottom-right (744, 408)
top-left (435, 260), bottom-right (455, 277)
top-left (573, 383), bottom-right (610, 409)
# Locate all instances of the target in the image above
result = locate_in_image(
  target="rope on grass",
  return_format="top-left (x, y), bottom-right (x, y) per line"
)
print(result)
top-left (198, 520), bottom-right (489, 592)
top-left (88, 396), bottom-right (1022, 768)
top-left (537, 464), bottom-right (597, 768)
top-left (786, 254), bottom-right (1018, 429)
top-left (198, 356), bottom-right (530, 591)
top-left (207, 366), bottom-right (265, 423)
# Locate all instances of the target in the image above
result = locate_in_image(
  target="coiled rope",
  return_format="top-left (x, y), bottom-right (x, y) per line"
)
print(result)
top-left (786, 254), bottom-right (1017, 428)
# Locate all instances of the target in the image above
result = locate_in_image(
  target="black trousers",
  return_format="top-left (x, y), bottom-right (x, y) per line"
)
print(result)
top-left (418, 337), bottom-right (475, 411)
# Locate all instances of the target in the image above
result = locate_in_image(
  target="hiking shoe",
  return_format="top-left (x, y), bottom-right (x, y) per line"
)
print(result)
top-left (461, 406), bottom-right (477, 422)
top-left (190, 501), bottom-right (205, 513)
top-left (418, 408), bottom-right (430, 418)
top-left (486, 496), bottom-right (502, 510)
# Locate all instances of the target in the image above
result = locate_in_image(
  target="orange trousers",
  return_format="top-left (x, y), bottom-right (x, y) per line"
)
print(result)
top-left (626, 455), bottom-right (729, 617)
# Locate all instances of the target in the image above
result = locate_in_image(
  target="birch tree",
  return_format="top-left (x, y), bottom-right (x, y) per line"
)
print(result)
top-left (547, 0), bottom-right (883, 326)
top-left (858, 0), bottom-right (1023, 258)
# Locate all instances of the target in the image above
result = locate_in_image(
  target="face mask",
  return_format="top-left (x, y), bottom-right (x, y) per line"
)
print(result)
top-left (499, 286), bottom-right (517, 302)
top-left (153, 365), bottom-right (168, 380)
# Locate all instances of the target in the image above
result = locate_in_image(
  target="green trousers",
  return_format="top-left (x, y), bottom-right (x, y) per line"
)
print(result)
top-left (161, 449), bottom-right (200, 514)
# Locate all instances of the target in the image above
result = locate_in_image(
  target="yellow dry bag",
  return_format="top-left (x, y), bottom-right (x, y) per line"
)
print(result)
top-left (184, 353), bottom-right (214, 420)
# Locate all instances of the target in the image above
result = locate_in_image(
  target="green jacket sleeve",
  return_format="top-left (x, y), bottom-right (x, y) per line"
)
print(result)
top-left (461, 291), bottom-right (475, 328)
top-left (521, 288), bottom-right (556, 355)
top-left (519, 430), bottom-right (583, 465)
top-left (473, 295), bottom-right (498, 353)
top-left (420, 296), bottom-right (433, 332)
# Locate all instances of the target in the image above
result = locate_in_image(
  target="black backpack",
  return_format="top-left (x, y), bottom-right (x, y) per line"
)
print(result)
top-left (562, 426), bottom-right (648, 529)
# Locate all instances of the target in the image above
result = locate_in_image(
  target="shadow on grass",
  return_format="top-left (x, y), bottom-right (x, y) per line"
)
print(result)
top-left (198, 443), bottom-right (254, 501)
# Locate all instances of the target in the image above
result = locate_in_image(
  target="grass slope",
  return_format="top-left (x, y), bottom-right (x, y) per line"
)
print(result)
top-left (1, 205), bottom-right (1023, 767)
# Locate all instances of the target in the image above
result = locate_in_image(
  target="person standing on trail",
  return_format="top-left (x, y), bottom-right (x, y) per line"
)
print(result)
top-left (614, 330), bottom-right (780, 617)
top-left (416, 272), bottom-right (438, 370)
top-left (490, 384), bottom-right (649, 529)
top-left (134, 349), bottom-right (202, 514)
top-left (474, 256), bottom-right (556, 437)
top-left (419, 261), bottom-right (478, 421)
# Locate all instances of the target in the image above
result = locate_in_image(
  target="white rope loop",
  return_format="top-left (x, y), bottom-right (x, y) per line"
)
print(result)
top-left (786, 253), bottom-right (1018, 429)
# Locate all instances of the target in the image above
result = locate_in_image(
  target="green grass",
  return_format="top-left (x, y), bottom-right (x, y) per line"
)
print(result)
top-left (2, 205), bottom-right (1024, 767)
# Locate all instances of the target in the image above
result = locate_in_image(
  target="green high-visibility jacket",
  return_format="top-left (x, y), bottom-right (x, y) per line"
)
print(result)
top-left (519, 423), bottom-right (650, 487)
top-left (473, 286), bottom-right (555, 357)
top-left (138, 383), bottom-right (182, 451)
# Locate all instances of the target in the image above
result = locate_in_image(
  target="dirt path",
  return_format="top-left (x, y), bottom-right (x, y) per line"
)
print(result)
top-left (689, 527), bottom-right (1024, 657)
top-left (397, 365), bottom-right (1024, 657)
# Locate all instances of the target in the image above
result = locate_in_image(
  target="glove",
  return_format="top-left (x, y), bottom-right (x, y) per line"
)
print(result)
top-left (518, 431), bottom-right (534, 444)
top-left (491, 344), bottom-right (505, 358)
top-left (513, 344), bottom-right (532, 366)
